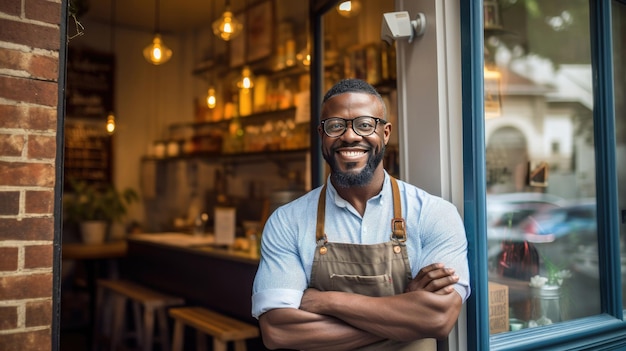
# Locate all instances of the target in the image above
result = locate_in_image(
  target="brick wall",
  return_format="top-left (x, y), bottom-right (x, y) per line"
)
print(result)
top-left (0, 0), bottom-right (62, 350)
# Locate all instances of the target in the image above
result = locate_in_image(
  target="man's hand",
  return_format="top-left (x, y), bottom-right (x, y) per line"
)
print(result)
top-left (405, 263), bottom-right (459, 294)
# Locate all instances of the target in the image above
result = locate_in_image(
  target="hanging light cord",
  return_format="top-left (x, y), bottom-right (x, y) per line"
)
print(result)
top-left (155, 0), bottom-right (160, 34)
top-left (110, 0), bottom-right (115, 50)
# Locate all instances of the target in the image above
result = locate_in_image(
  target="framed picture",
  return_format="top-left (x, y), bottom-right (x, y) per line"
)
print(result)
top-left (246, 0), bottom-right (273, 62)
top-left (229, 12), bottom-right (246, 68)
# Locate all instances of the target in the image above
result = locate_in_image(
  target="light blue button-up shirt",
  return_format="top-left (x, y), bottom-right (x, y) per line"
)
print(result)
top-left (251, 172), bottom-right (470, 319)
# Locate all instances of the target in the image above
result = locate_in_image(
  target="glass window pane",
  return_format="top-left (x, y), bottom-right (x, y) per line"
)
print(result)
top-left (613, 0), bottom-right (626, 307)
top-left (485, 0), bottom-right (600, 334)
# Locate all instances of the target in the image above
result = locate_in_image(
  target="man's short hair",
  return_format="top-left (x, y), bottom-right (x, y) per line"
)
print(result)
top-left (323, 79), bottom-right (387, 118)
top-left (323, 78), bottom-right (382, 102)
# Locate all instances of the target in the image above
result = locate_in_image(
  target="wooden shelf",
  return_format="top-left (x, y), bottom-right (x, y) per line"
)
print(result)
top-left (142, 148), bottom-right (309, 165)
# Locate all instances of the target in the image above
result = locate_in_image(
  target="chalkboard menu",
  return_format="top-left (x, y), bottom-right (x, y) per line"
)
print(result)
top-left (66, 47), bottom-right (115, 119)
top-left (64, 47), bottom-right (115, 188)
top-left (64, 119), bottom-right (113, 187)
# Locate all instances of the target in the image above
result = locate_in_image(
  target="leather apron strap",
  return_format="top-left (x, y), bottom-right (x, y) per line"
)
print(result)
top-left (316, 177), bottom-right (406, 243)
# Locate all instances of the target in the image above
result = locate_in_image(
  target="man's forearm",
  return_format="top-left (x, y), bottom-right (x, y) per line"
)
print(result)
top-left (259, 308), bottom-right (383, 350)
top-left (300, 289), bottom-right (462, 341)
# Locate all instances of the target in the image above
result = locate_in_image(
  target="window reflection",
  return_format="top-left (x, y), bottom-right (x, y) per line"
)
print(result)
top-left (485, 0), bottom-right (600, 334)
top-left (613, 0), bottom-right (626, 308)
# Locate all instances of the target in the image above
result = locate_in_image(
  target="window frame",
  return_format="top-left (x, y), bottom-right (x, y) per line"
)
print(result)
top-left (461, 0), bottom-right (626, 349)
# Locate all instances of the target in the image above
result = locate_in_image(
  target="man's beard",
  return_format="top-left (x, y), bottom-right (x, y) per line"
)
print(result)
top-left (324, 143), bottom-right (386, 188)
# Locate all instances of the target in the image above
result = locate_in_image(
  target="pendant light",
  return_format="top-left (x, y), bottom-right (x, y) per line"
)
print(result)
top-left (143, 0), bottom-right (172, 65)
top-left (206, 87), bottom-right (217, 108)
top-left (213, 0), bottom-right (243, 41)
top-left (237, 66), bottom-right (254, 89)
top-left (106, 0), bottom-right (116, 134)
top-left (336, 0), bottom-right (361, 18)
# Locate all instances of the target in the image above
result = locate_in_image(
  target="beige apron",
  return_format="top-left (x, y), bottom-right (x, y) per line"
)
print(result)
top-left (309, 177), bottom-right (436, 351)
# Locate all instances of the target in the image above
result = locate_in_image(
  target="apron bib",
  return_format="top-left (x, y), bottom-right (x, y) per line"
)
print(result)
top-left (309, 178), bottom-right (436, 351)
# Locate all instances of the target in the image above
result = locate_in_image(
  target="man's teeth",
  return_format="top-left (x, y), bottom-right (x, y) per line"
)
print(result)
top-left (340, 151), bottom-right (365, 157)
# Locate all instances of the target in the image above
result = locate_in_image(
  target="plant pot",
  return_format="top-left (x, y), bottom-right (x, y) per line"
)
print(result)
top-left (80, 221), bottom-right (108, 245)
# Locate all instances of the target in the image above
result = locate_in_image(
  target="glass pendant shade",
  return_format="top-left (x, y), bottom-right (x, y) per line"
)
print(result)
top-left (106, 112), bottom-right (116, 134)
top-left (336, 1), bottom-right (361, 18)
top-left (207, 87), bottom-right (217, 109)
top-left (213, 10), bottom-right (243, 41)
top-left (144, 34), bottom-right (172, 65)
top-left (237, 66), bottom-right (254, 89)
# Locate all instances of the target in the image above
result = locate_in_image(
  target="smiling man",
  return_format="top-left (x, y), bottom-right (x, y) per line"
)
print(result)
top-left (252, 79), bottom-right (470, 351)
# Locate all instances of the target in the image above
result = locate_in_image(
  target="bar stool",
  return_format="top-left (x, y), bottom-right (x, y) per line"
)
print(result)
top-left (168, 306), bottom-right (259, 351)
top-left (95, 279), bottom-right (185, 351)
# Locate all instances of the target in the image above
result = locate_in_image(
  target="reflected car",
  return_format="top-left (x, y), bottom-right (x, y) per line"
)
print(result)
top-left (486, 192), bottom-right (566, 241)
top-left (519, 199), bottom-right (597, 245)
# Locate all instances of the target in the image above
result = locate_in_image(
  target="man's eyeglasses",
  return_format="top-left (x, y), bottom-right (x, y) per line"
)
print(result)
top-left (320, 116), bottom-right (387, 138)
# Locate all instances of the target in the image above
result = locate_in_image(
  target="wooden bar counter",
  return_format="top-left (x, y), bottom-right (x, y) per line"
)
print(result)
top-left (122, 233), bottom-right (267, 349)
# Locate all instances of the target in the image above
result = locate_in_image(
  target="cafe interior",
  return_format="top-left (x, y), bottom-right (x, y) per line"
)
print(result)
top-left (60, 0), bottom-right (398, 349)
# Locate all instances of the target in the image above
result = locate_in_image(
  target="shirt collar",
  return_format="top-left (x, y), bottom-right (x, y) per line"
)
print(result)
top-left (326, 171), bottom-right (391, 208)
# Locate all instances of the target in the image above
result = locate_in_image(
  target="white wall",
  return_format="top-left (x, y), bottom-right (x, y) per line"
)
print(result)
top-left (395, 1), bottom-right (466, 350)
top-left (69, 18), bottom-right (198, 228)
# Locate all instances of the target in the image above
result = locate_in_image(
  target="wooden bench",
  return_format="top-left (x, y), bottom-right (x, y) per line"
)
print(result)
top-left (95, 279), bottom-right (185, 351)
top-left (168, 307), bottom-right (260, 351)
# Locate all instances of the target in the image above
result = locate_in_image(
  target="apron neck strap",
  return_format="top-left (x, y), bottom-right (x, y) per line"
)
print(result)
top-left (315, 177), bottom-right (406, 242)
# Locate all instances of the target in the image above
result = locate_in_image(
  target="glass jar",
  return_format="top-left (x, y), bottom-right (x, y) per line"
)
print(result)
top-left (529, 285), bottom-right (561, 326)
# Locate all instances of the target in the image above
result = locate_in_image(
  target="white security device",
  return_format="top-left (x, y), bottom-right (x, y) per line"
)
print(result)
top-left (381, 11), bottom-right (426, 44)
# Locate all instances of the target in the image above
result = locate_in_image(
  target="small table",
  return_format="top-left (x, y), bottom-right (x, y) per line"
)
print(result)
top-left (62, 240), bottom-right (128, 347)
top-left (63, 240), bottom-right (127, 259)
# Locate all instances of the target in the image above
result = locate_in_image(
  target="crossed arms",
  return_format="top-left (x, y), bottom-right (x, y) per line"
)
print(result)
top-left (258, 263), bottom-right (463, 351)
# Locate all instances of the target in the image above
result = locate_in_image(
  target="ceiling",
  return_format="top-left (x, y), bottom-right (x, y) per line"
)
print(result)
top-left (80, 0), bottom-right (249, 34)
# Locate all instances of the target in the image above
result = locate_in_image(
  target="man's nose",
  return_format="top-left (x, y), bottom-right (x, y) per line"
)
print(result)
top-left (341, 120), bottom-right (361, 140)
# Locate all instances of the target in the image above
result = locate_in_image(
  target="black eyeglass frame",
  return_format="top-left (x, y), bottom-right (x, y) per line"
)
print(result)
top-left (320, 116), bottom-right (387, 138)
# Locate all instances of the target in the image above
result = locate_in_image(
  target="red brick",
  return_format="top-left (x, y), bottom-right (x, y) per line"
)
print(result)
top-left (29, 54), bottom-right (59, 82)
top-left (0, 134), bottom-right (25, 157)
top-left (0, 1), bottom-right (21, 16)
top-left (0, 306), bottom-right (18, 329)
top-left (0, 247), bottom-right (19, 271)
top-left (0, 161), bottom-right (55, 187)
top-left (24, 245), bottom-right (53, 269)
top-left (25, 300), bottom-right (52, 328)
top-left (0, 50), bottom-right (28, 72)
top-left (0, 192), bottom-right (20, 216)
top-left (0, 218), bottom-right (54, 241)
top-left (25, 190), bottom-right (54, 214)
top-left (0, 104), bottom-right (57, 131)
top-left (25, 0), bottom-right (62, 25)
top-left (27, 135), bottom-right (56, 159)
top-left (0, 329), bottom-right (50, 351)
top-left (0, 76), bottom-right (58, 107)
top-left (0, 50), bottom-right (59, 82)
top-left (0, 18), bottom-right (60, 52)
top-left (0, 274), bottom-right (52, 300)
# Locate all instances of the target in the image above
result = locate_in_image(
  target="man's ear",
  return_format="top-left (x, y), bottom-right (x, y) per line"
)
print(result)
top-left (383, 122), bottom-right (392, 144)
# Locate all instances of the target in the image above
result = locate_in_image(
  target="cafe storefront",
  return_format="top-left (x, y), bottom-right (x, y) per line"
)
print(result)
top-left (3, 0), bottom-right (623, 350)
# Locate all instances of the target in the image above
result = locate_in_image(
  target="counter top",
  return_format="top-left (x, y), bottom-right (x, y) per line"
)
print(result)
top-left (62, 240), bottom-right (127, 260)
top-left (128, 232), bottom-right (259, 265)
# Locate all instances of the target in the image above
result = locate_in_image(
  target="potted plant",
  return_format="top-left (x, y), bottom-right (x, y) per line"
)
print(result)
top-left (63, 179), bottom-right (139, 244)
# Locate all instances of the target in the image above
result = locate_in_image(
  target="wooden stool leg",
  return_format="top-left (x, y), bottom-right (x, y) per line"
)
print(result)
top-left (132, 300), bottom-right (143, 346)
top-left (110, 295), bottom-right (127, 351)
top-left (195, 330), bottom-right (207, 351)
top-left (157, 308), bottom-right (171, 351)
top-left (92, 284), bottom-right (105, 351)
top-left (142, 306), bottom-right (155, 351)
top-left (213, 339), bottom-right (227, 351)
top-left (171, 320), bottom-right (184, 351)
top-left (234, 340), bottom-right (248, 351)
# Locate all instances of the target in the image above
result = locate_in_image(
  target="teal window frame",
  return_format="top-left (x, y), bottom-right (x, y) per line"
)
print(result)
top-left (461, 0), bottom-right (626, 349)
